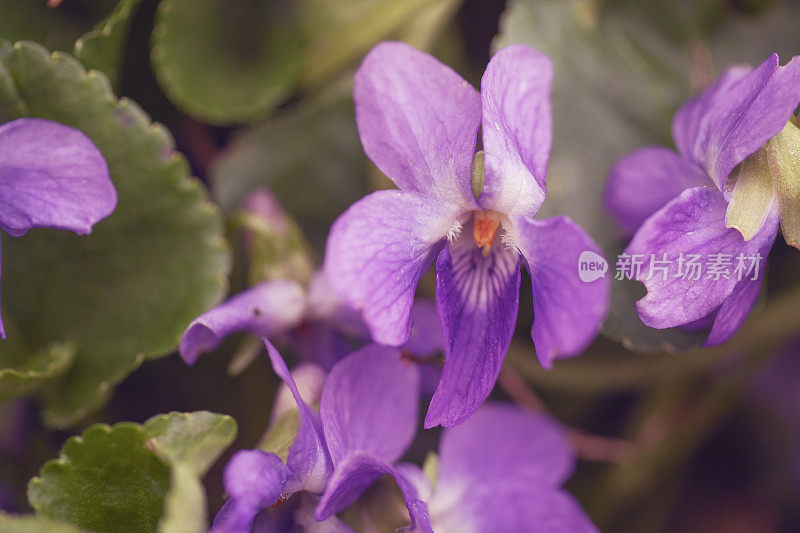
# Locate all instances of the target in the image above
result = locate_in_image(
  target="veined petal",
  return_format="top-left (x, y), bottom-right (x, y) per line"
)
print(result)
top-left (321, 345), bottom-right (419, 465)
top-left (479, 45), bottom-right (552, 217)
top-left (314, 452), bottom-right (433, 533)
top-left (431, 483), bottom-right (597, 533)
top-left (324, 190), bottom-right (461, 346)
top-left (437, 403), bottom-right (574, 491)
top-left (354, 42), bottom-right (480, 208)
top-left (425, 235), bottom-right (521, 428)
top-left (627, 187), bottom-right (778, 329)
top-left (673, 54), bottom-right (800, 190)
top-left (604, 147), bottom-right (709, 237)
top-left (179, 281), bottom-right (306, 365)
top-left (704, 225), bottom-right (774, 347)
top-left (704, 276), bottom-right (762, 347)
top-left (265, 340), bottom-right (332, 494)
top-left (672, 65), bottom-right (750, 164)
top-left (510, 215), bottom-right (609, 368)
top-left (0, 118), bottom-right (116, 237)
top-left (212, 450), bottom-right (295, 533)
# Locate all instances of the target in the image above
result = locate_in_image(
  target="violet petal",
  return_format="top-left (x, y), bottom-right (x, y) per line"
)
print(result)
top-left (0, 118), bottom-right (116, 237)
top-left (480, 45), bottom-right (552, 217)
top-left (425, 237), bottom-right (521, 428)
top-left (324, 190), bottom-right (460, 346)
top-left (511, 215), bottom-right (609, 368)
top-left (354, 41), bottom-right (480, 209)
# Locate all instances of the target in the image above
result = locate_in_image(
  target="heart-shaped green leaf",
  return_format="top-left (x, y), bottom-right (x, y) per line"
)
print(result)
top-left (0, 41), bottom-right (229, 427)
top-left (151, 0), bottom-right (460, 124)
top-left (29, 423), bottom-right (172, 533)
top-left (151, 0), bottom-right (306, 125)
top-left (28, 412), bottom-right (236, 533)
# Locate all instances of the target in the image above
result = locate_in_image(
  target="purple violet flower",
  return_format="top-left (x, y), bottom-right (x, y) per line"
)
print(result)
top-left (214, 342), bottom-right (594, 533)
top-left (179, 271), bottom-right (442, 370)
top-left (212, 341), bottom-right (427, 533)
top-left (179, 278), bottom-right (308, 365)
top-left (324, 42), bottom-right (609, 428)
top-left (392, 403), bottom-right (598, 533)
top-left (0, 118), bottom-right (116, 337)
top-left (604, 53), bottom-right (800, 346)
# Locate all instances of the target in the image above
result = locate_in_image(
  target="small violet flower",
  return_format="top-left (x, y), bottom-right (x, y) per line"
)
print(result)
top-left (214, 343), bottom-right (595, 533)
top-left (604, 53), bottom-right (800, 345)
top-left (179, 267), bottom-right (442, 371)
top-left (325, 42), bottom-right (609, 428)
top-left (180, 271), bottom-right (349, 369)
top-left (212, 342), bottom-right (427, 532)
top-left (0, 118), bottom-right (116, 337)
top-left (396, 403), bottom-right (597, 533)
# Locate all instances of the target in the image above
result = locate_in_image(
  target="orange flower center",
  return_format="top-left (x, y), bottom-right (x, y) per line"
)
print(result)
top-left (473, 211), bottom-right (499, 256)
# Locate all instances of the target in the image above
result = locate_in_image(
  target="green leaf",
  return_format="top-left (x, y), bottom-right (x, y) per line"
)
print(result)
top-left (151, 0), bottom-right (462, 124)
top-left (28, 423), bottom-right (172, 533)
top-left (0, 41), bottom-right (229, 427)
top-left (151, 0), bottom-right (305, 125)
top-left (28, 412), bottom-right (236, 533)
top-left (390, 0), bottom-right (463, 52)
top-left (0, 342), bottom-right (74, 400)
top-left (74, 0), bottom-right (142, 88)
top-left (0, 512), bottom-right (89, 533)
top-left (298, 0), bottom-right (456, 90)
top-left (145, 412), bottom-right (237, 533)
top-left (210, 96), bottom-right (368, 250)
top-left (143, 411), bottom-right (238, 476)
